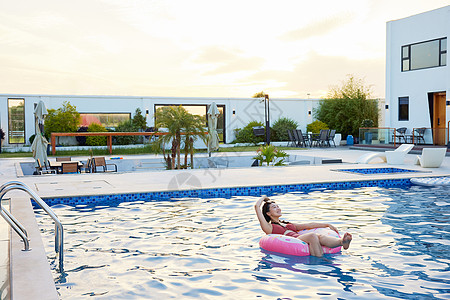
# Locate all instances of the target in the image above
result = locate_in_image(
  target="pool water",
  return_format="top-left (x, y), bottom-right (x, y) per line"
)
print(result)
top-left (35, 186), bottom-right (450, 299)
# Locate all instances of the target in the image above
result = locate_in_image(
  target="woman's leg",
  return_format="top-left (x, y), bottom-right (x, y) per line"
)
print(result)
top-left (297, 233), bottom-right (323, 257)
top-left (317, 232), bottom-right (353, 250)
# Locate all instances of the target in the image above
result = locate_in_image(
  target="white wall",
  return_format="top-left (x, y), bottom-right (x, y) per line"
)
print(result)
top-left (0, 94), bottom-right (322, 146)
top-left (386, 6), bottom-right (450, 139)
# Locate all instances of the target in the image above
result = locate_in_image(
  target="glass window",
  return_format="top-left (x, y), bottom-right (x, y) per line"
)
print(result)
top-left (79, 113), bottom-right (131, 129)
top-left (8, 98), bottom-right (25, 144)
top-left (410, 40), bottom-right (440, 70)
top-left (402, 46), bottom-right (409, 58)
top-left (402, 59), bottom-right (410, 71)
top-left (402, 38), bottom-right (447, 72)
top-left (398, 97), bottom-right (409, 121)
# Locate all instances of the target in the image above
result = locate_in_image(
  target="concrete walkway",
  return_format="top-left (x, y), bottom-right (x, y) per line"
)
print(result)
top-left (2, 147), bottom-right (450, 199)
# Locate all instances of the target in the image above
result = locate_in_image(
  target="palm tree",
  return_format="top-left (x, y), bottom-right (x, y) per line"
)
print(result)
top-left (153, 106), bottom-right (206, 169)
top-left (182, 113), bottom-right (206, 168)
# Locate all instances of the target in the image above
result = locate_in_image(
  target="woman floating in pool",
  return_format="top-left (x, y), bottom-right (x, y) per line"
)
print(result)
top-left (255, 195), bottom-right (352, 257)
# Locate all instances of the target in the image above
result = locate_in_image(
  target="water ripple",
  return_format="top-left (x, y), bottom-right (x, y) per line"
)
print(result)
top-left (35, 186), bottom-right (450, 299)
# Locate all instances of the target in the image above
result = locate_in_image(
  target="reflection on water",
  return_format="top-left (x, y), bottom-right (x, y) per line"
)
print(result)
top-left (35, 186), bottom-right (450, 299)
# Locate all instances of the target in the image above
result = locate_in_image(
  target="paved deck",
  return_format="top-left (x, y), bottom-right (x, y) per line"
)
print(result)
top-left (1, 147), bottom-right (450, 299)
top-left (3, 147), bottom-right (450, 199)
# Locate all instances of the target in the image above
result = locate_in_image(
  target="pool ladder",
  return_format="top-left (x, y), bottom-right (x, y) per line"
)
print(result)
top-left (0, 181), bottom-right (64, 272)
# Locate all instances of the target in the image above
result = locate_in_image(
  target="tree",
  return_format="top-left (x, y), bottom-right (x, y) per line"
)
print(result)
top-left (315, 75), bottom-right (379, 138)
top-left (132, 108), bottom-right (147, 131)
top-left (44, 101), bottom-right (80, 140)
top-left (252, 91), bottom-right (266, 98)
top-left (153, 106), bottom-right (205, 169)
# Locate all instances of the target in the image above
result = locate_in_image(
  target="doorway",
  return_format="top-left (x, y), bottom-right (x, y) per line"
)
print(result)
top-left (432, 92), bottom-right (447, 145)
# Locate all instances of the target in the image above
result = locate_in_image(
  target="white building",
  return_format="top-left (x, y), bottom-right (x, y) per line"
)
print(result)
top-left (0, 94), bottom-right (321, 147)
top-left (386, 5), bottom-right (449, 145)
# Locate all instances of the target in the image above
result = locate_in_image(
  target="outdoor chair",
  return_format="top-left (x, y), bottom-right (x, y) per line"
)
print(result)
top-left (328, 129), bottom-right (336, 147)
top-left (414, 148), bottom-right (447, 168)
top-left (93, 157), bottom-right (118, 173)
top-left (61, 162), bottom-right (80, 174)
top-left (413, 128), bottom-right (426, 144)
top-left (81, 158), bottom-right (93, 173)
top-left (313, 129), bottom-right (330, 147)
top-left (36, 158), bottom-right (56, 175)
top-left (56, 157), bottom-right (71, 162)
top-left (356, 144), bottom-right (414, 164)
top-left (393, 127), bottom-right (408, 144)
top-left (293, 129), bottom-right (309, 147)
top-left (287, 130), bottom-right (296, 147)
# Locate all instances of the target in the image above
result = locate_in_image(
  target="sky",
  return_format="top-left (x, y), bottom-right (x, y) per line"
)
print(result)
top-left (0, 1), bottom-right (448, 99)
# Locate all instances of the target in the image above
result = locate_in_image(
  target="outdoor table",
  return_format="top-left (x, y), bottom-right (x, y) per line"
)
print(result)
top-left (48, 160), bottom-right (83, 173)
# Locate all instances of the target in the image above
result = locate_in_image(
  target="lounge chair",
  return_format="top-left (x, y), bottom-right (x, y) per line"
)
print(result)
top-left (356, 144), bottom-right (414, 164)
top-left (92, 157), bottom-right (117, 172)
top-left (414, 148), bottom-right (447, 168)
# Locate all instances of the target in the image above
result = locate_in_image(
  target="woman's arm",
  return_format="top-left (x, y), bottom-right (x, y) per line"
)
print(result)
top-left (254, 196), bottom-right (272, 234)
top-left (292, 222), bottom-right (338, 233)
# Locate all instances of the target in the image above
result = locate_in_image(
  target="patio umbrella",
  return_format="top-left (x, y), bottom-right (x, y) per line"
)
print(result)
top-left (31, 101), bottom-right (49, 168)
top-left (207, 102), bottom-right (220, 157)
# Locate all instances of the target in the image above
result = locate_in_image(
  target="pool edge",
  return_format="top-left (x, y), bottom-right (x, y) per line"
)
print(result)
top-left (10, 196), bottom-right (59, 300)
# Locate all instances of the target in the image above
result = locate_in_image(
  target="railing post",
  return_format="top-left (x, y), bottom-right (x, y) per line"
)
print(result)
top-left (51, 133), bottom-right (56, 155)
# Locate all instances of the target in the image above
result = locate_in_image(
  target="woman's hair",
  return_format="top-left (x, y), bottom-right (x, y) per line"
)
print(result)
top-left (261, 199), bottom-right (288, 224)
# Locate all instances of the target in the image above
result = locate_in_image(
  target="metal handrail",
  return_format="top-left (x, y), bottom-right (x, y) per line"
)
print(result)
top-left (0, 181), bottom-right (64, 271)
top-left (0, 207), bottom-right (30, 251)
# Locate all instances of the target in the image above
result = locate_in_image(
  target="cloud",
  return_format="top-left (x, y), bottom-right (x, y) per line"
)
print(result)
top-left (193, 46), bottom-right (264, 75)
top-left (281, 13), bottom-right (355, 41)
top-left (247, 52), bottom-right (385, 98)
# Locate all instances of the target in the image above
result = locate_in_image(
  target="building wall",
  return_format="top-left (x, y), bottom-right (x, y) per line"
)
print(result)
top-left (386, 6), bottom-right (450, 141)
top-left (0, 94), bottom-right (324, 146)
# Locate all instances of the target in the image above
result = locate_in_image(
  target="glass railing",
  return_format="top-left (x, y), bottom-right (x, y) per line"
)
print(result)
top-left (359, 127), bottom-right (449, 146)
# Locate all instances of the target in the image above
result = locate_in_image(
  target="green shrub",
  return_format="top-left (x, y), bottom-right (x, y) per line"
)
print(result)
top-left (306, 120), bottom-right (329, 134)
top-left (361, 119), bottom-right (374, 127)
top-left (233, 121), bottom-right (264, 145)
top-left (86, 123), bottom-right (107, 146)
top-left (271, 117), bottom-right (298, 141)
top-left (115, 120), bottom-right (139, 145)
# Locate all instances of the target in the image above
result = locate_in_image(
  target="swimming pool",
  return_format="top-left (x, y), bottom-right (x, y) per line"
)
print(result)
top-left (35, 185), bottom-right (450, 299)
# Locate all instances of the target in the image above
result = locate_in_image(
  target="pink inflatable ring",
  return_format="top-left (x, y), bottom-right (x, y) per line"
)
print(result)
top-left (259, 227), bottom-right (342, 256)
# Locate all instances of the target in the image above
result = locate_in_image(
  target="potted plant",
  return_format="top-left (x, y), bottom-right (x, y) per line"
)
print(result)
top-left (253, 144), bottom-right (289, 166)
top-left (361, 119), bottom-right (374, 144)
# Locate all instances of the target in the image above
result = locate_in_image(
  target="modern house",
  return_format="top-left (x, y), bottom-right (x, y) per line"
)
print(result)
top-left (0, 94), bottom-right (323, 147)
top-left (386, 5), bottom-right (449, 145)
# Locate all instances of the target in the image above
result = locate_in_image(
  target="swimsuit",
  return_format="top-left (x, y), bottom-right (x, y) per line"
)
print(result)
top-left (271, 223), bottom-right (301, 238)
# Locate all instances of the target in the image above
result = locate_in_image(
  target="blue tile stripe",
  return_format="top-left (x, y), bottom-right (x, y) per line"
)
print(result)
top-left (38, 178), bottom-right (412, 207)
top-left (335, 167), bottom-right (421, 175)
